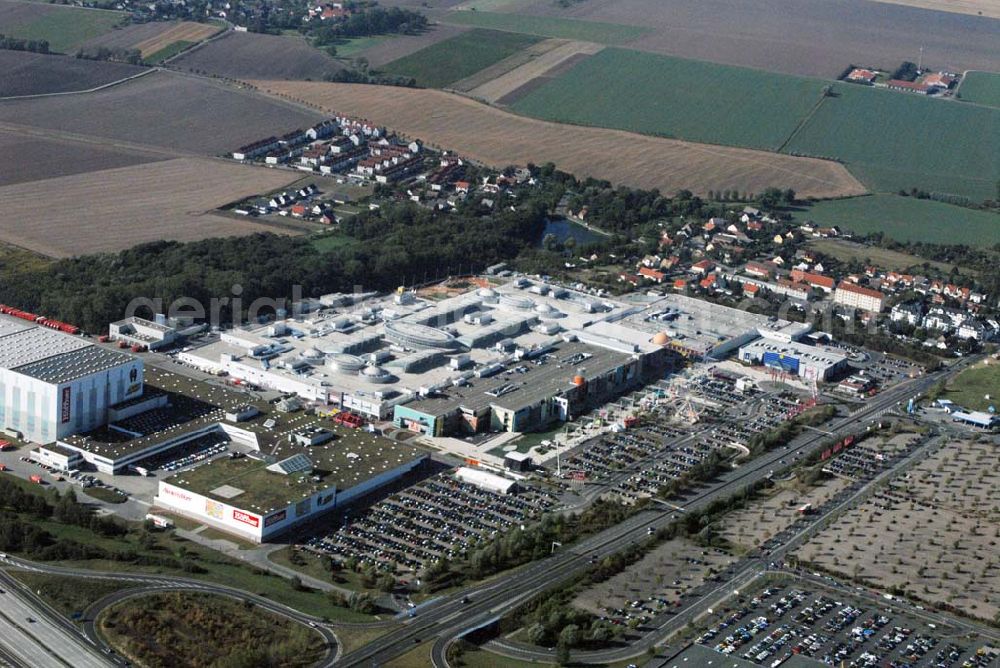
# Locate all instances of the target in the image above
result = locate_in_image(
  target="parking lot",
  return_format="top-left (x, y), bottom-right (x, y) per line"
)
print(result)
top-left (300, 472), bottom-right (558, 574)
top-left (801, 446), bottom-right (1000, 622)
top-left (557, 370), bottom-right (812, 504)
top-left (573, 539), bottom-right (737, 628)
top-left (695, 579), bottom-right (1000, 667)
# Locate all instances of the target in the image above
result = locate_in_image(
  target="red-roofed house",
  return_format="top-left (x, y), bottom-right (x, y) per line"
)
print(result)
top-left (744, 261), bottom-right (774, 279)
top-left (673, 278), bottom-right (688, 290)
top-left (743, 283), bottom-right (760, 296)
top-left (888, 79), bottom-right (930, 94)
top-left (924, 72), bottom-right (956, 89)
top-left (638, 267), bottom-right (666, 283)
top-left (690, 260), bottom-right (714, 275)
top-left (790, 269), bottom-right (835, 293)
top-left (847, 68), bottom-right (877, 84)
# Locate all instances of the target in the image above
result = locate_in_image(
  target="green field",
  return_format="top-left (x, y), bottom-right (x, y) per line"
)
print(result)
top-left (2, 6), bottom-right (124, 53)
top-left (331, 34), bottom-right (391, 57)
top-left (943, 361), bottom-right (1000, 412)
top-left (144, 39), bottom-right (194, 64)
top-left (441, 9), bottom-right (651, 44)
top-left (784, 82), bottom-right (998, 201)
top-left (511, 48), bottom-right (824, 150)
top-left (794, 195), bottom-right (1000, 245)
top-left (510, 48), bottom-right (998, 200)
top-left (958, 71), bottom-right (1000, 109)
top-left (381, 28), bottom-right (541, 88)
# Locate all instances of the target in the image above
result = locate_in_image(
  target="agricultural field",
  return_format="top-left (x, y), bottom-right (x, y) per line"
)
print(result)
top-left (98, 591), bottom-right (325, 668)
top-left (792, 195), bottom-right (1000, 245)
top-left (0, 51), bottom-right (145, 97)
top-left (0, 158), bottom-right (301, 257)
top-left (335, 22), bottom-right (471, 69)
top-left (959, 70), bottom-right (1000, 108)
top-left (870, 0), bottom-right (1000, 18)
top-left (0, 71), bottom-right (324, 155)
top-left (0, 128), bottom-right (163, 187)
top-left (254, 80), bottom-right (866, 198)
top-left (144, 40), bottom-right (194, 64)
top-left (380, 28), bottom-right (541, 88)
top-left (472, 0), bottom-right (1000, 78)
top-left (465, 38), bottom-right (603, 102)
top-left (439, 9), bottom-right (651, 44)
top-left (0, 0), bottom-right (125, 53)
top-left (941, 360), bottom-right (1000, 412)
top-left (785, 83), bottom-right (999, 201)
top-left (173, 31), bottom-right (344, 80)
top-left (129, 20), bottom-right (219, 57)
top-left (800, 438), bottom-right (1000, 622)
top-left (511, 48), bottom-right (824, 151)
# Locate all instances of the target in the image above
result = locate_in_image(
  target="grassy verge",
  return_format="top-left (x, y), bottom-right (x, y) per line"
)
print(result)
top-left (144, 39), bottom-right (195, 64)
top-left (81, 487), bottom-right (128, 504)
top-left (941, 360), bottom-right (1000, 411)
top-left (0, 480), bottom-right (375, 622)
top-left (5, 571), bottom-right (142, 620)
top-left (332, 624), bottom-right (395, 655)
top-left (97, 591), bottom-right (326, 668)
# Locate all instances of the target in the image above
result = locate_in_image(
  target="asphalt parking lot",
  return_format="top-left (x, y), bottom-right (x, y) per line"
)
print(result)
top-left (696, 580), bottom-right (1000, 667)
top-left (299, 473), bottom-right (557, 574)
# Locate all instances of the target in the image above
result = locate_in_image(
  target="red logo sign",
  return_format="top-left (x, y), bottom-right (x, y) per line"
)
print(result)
top-left (232, 509), bottom-right (259, 527)
top-left (60, 387), bottom-right (72, 423)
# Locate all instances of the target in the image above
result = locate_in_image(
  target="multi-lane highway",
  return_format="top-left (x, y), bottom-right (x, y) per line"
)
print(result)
top-left (0, 569), bottom-right (112, 668)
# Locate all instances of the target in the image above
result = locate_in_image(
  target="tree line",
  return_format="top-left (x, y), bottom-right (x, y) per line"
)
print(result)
top-left (0, 33), bottom-right (50, 54)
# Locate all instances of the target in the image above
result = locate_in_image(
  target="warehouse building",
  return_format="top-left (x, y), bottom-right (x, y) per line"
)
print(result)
top-left (0, 316), bottom-right (143, 444)
top-left (154, 431), bottom-right (428, 542)
top-left (738, 338), bottom-right (850, 382)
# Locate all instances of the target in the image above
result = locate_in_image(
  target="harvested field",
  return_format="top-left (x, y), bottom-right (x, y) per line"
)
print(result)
top-left (79, 21), bottom-right (170, 51)
top-left (0, 0), bottom-right (124, 53)
top-left (346, 22), bottom-right (469, 68)
top-left (0, 158), bottom-right (301, 257)
top-left (253, 81), bottom-right (867, 198)
top-left (381, 28), bottom-right (541, 88)
top-left (0, 71), bottom-right (324, 155)
top-left (494, 0), bottom-right (1000, 78)
top-left (801, 438), bottom-right (1000, 622)
top-left (871, 0), bottom-right (1000, 19)
top-left (0, 50), bottom-right (145, 97)
top-left (0, 128), bottom-right (163, 187)
top-left (130, 20), bottom-right (219, 57)
top-left (465, 38), bottom-right (603, 102)
top-left (172, 31), bottom-right (344, 80)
